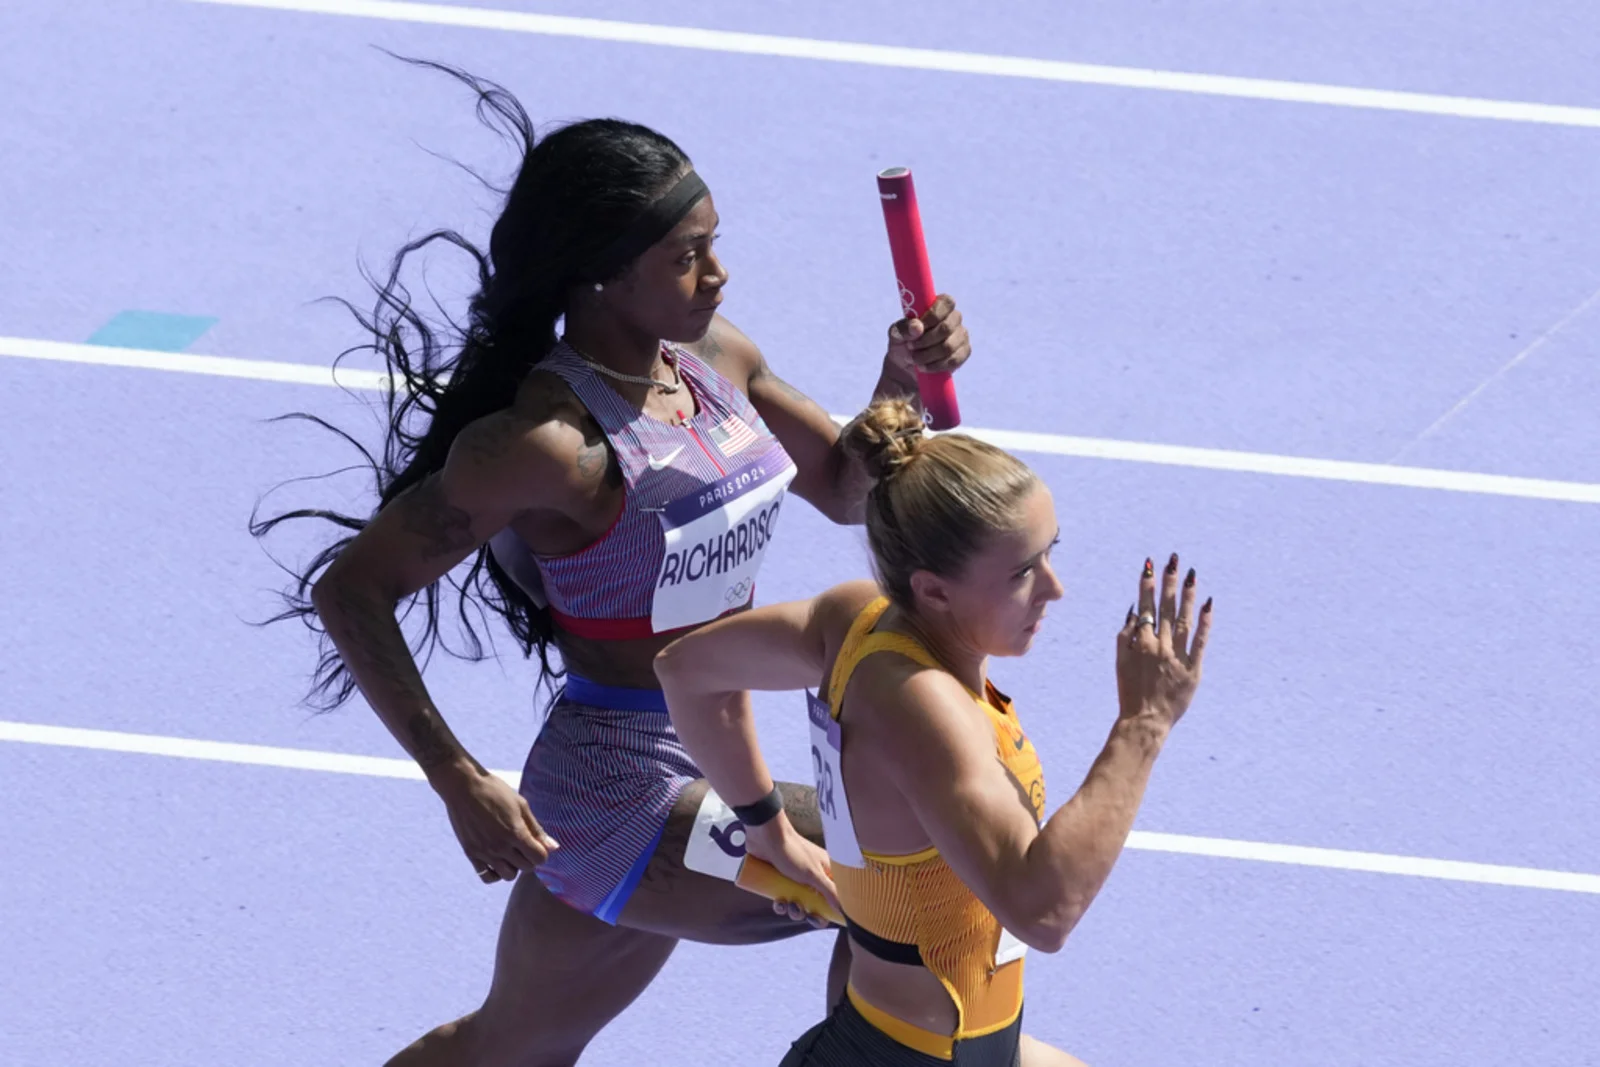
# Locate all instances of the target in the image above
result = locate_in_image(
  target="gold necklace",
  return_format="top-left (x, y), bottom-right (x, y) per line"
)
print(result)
top-left (563, 338), bottom-right (681, 394)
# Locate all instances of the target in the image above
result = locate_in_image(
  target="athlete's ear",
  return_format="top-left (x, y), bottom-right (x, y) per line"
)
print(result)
top-left (908, 569), bottom-right (955, 617)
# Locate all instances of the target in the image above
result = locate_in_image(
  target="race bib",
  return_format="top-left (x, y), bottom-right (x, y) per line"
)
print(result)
top-left (651, 454), bottom-right (795, 633)
top-left (681, 788), bottom-right (746, 882)
top-left (996, 926), bottom-right (1029, 967)
top-left (807, 690), bottom-right (864, 868)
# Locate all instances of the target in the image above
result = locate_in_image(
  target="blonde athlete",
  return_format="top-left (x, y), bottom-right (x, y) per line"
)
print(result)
top-left (657, 399), bottom-right (1213, 1065)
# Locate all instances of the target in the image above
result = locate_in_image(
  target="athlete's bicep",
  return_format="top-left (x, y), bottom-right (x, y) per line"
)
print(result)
top-left (655, 598), bottom-right (825, 696)
top-left (865, 670), bottom-right (1044, 933)
top-left (320, 413), bottom-right (571, 602)
top-left (655, 579), bottom-right (877, 696)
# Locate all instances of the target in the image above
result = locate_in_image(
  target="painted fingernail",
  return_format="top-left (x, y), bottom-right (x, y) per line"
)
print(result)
top-left (1202, 598), bottom-right (1213, 613)
top-left (1185, 568), bottom-right (1196, 588)
top-left (1166, 553), bottom-right (1179, 574)
top-left (1143, 558), bottom-right (1154, 578)
top-left (1126, 604), bottom-right (1136, 623)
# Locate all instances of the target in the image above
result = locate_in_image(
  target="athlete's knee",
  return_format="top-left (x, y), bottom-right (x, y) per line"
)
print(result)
top-left (775, 780), bottom-right (822, 844)
top-left (468, 1001), bottom-right (589, 1067)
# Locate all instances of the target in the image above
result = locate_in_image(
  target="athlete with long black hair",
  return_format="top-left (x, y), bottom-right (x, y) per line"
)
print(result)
top-left (252, 60), bottom-right (974, 1065)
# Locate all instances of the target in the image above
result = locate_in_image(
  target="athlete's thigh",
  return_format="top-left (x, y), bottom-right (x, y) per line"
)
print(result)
top-left (619, 778), bottom-right (828, 944)
top-left (1020, 1034), bottom-right (1090, 1067)
top-left (477, 870), bottom-right (679, 1058)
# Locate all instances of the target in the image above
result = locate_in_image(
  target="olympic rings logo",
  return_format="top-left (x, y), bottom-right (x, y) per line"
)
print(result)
top-left (897, 281), bottom-right (917, 318)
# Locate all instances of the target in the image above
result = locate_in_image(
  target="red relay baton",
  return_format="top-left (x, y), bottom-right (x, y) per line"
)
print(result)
top-left (876, 166), bottom-right (961, 430)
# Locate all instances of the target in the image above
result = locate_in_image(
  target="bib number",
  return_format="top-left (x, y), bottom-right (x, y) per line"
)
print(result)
top-left (996, 926), bottom-right (1029, 967)
top-left (651, 455), bottom-right (795, 632)
top-left (807, 690), bottom-right (863, 867)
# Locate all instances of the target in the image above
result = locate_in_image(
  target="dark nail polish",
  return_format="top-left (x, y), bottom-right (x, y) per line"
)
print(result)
top-left (1166, 553), bottom-right (1179, 574)
top-left (1143, 558), bottom-right (1154, 578)
top-left (1126, 603), bottom-right (1136, 622)
top-left (1184, 568), bottom-right (1196, 588)
top-left (1202, 597), bottom-right (1213, 613)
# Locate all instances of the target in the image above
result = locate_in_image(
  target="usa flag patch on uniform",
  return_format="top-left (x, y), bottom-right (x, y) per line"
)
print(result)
top-left (709, 414), bottom-right (759, 456)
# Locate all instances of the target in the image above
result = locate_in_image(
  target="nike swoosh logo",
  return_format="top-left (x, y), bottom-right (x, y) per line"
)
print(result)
top-left (647, 446), bottom-right (685, 471)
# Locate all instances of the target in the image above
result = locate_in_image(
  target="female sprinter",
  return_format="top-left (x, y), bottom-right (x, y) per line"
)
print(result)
top-left (251, 65), bottom-right (973, 1065)
top-left (655, 399), bottom-right (1213, 1065)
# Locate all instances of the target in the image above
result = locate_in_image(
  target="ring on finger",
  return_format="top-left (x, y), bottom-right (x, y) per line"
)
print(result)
top-left (1137, 612), bottom-right (1156, 629)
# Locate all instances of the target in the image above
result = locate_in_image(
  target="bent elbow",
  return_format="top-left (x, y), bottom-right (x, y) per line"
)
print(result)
top-left (1014, 920), bottom-right (1070, 955)
top-left (309, 569), bottom-right (339, 619)
top-left (652, 639), bottom-right (705, 697)
top-left (1010, 897), bottom-right (1092, 955)
top-left (310, 560), bottom-right (386, 623)
top-left (651, 643), bottom-right (681, 686)
top-left (828, 493), bottom-right (866, 527)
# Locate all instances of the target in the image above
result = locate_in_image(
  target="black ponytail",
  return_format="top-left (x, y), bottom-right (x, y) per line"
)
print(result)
top-left (250, 58), bottom-right (692, 710)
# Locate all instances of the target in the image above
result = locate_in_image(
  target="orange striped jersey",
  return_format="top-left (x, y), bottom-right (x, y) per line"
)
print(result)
top-left (823, 597), bottom-right (1047, 1059)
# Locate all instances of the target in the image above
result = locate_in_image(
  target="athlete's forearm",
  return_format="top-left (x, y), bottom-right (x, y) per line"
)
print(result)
top-left (822, 362), bottom-right (921, 525)
top-left (1018, 715), bottom-right (1168, 949)
top-left (311, 574), bottom-right (482, 784)
top-left (662, 687), bottom-right (775, 807)
top-left (870, 359), bottom-right (920, 409)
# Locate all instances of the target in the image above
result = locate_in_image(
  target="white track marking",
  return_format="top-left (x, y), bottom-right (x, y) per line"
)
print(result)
top-left (178, 0), bottom-right (1600, 129)
top-left (6, 334), bottom-right (1599, 504)
top-left (4, 718), bottom-right (1596, 895)
top-left (1127, 831), bottom-right (1600, 895)
top-left (1391, 283), bottom-right (1600, 463)
top-left (0, 720), bottom-right (519, 786)
top-left (2, 334), bottom-right (392, 390)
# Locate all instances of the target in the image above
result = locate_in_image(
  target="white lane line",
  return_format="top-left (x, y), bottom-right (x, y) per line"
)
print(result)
top-left (6, 334), bottom-right (1599, 504)
top-left (178, 0), bottom-right (1600, 130)
top-left (958, 425), bottom-right (1600, 504)
top-left (1128, 831), bottom-right (1600, 896)
top-left (0, 720), bottom-right (519, 787)
top-left (1, 335), bottom-right (393, 391)
top-left (5, 718), bottom-right (1597, 895)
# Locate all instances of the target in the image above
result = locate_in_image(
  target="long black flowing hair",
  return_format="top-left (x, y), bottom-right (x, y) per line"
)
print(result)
top-left (249, 58), bottom-right (692, 710)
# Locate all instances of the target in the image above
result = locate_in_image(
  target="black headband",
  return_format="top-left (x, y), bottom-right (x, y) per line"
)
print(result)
top-left (587, 170), bottom-right (709, 280)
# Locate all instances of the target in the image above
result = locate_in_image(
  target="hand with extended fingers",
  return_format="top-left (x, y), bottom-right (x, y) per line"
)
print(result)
top-left (1117, 553), bottom-right (1213, 731)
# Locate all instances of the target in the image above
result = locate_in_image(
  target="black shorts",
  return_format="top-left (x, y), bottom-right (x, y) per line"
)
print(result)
top-left (779, 995), bottom-right (1023, 1067)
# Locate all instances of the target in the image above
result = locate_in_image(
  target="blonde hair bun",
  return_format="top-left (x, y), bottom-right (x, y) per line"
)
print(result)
top-left (841, 398), bottom-right (926, 482)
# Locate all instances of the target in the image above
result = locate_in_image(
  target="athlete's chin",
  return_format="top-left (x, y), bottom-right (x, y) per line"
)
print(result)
top-left (671, 305), bottom-right (721, 343)
top-left (1007, 621), bottom-right (1047, 657)
top-left (988, 633), bottom-right (1034, 659)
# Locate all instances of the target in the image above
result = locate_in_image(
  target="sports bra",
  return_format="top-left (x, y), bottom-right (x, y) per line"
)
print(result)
top-left (488, 341), bottom-right (796, 641)
top-left (807, 597), bottom-right (1047, 1059)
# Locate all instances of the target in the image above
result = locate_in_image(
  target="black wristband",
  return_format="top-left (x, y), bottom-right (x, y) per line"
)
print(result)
top-left (731, 786), bottom-right (784, 827)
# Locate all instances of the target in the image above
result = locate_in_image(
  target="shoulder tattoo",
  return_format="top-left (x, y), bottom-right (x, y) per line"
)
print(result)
top-left (400, 473), bottom-right (477, 560)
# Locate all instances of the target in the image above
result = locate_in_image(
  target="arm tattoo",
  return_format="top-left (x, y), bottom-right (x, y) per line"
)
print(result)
top-left (324, 581), bottom-right (470, 772)
top-left (400, 474), bottom-right (477, 560)
top-left (404, 709), bottom-right (476, 773)
top-left (328, 581), bottom-right (420, 687)
top-left (575, 438), bottom-right (608, 480)
top-left (698, 329), bottom-right (726, 366)
top-left (777, 781), bottom-right (824, 846)
top-left (462, 414), bottom-right (523, 464)
top-left (753, 360), bottom-right (832, 419)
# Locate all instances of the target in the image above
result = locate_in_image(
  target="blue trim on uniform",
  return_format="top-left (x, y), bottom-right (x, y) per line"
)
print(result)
top-left (593, 818), bottom-right (668, 924)
top-left (562, 673), bottom-right (669, 713)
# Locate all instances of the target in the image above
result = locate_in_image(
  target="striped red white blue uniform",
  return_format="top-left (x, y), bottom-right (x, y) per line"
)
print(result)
top-left (508, 341), bottom-right (797, 921)
top-left (526, 341), bottom-right (795, 640)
